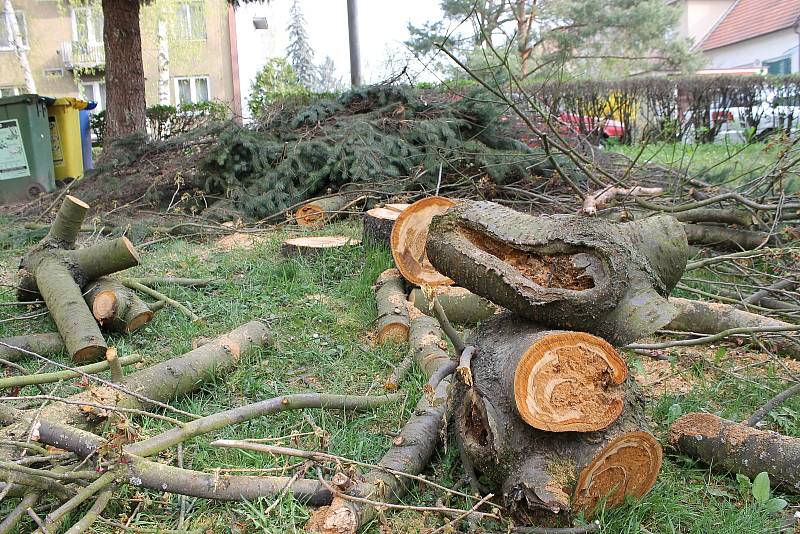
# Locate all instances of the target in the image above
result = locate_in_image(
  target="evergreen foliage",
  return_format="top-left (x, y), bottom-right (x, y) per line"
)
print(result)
top-left (248, 58), bottom-right (310, 117)
top-left (286, 0), bottom-right (316, 88)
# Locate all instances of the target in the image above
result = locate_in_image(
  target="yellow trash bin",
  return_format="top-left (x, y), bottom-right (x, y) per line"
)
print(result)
top-left (47, 97), bottom-right (88, 181)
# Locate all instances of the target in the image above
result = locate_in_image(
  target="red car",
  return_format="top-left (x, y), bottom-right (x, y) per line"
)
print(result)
top-left (558, 112), bottom-right (625, 139)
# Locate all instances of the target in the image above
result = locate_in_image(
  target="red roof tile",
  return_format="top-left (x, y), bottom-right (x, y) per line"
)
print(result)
top-left (700, 0), bottom-right (800, 51)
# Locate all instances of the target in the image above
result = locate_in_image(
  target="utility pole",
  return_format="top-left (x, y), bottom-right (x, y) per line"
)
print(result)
top-left (346, 0), bottom-right (361, 86)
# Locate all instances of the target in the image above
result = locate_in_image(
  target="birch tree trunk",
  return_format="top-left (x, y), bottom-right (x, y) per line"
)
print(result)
top-left (157, 19), bottom-right (170, 105)
top-left (3, 0), bottom-right (36, 93)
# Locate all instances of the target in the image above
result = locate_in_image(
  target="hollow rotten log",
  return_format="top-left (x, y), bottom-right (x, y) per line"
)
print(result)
top-left (307, 308), bottom-right (453, 533)
top-left (455, 313), bottom-right (662, 519)
top-left (667, 297), bottom-right (800, 359)
top-left (409, 286), bottom-right (498, 324)
top-left (426, 200), bottom-right (689, 346)
top-left (84, 277), bottom-right (154, 333)
top-left (280, 236), bottom-right (361, 258)
top-left (374, 269), bottom-right (410, 344)
top-left (391, 196), bottom-right (455, 286)
top-left (295, 195), bottom-right (352, 227)
top-left (669, 412), bottom-right (800, 493)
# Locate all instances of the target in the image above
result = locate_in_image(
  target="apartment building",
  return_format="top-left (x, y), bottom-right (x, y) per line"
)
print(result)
top-left (0, 0), bottom-right (241, 114)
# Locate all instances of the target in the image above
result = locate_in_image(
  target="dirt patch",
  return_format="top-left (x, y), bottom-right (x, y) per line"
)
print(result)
top-left (460, 227), bottom-right (595, 290)
top-left (636, 358), bottom-right (699, 396)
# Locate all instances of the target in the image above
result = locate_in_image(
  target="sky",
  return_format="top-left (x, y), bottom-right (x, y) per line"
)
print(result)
top-left (234, 0), bottom-right (444, 115)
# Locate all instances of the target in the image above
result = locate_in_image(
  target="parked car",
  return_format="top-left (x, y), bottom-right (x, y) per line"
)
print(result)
top-left (557, 112), bottom-right (625, 141)
top-left (709, 90), bottom-right (800, 143)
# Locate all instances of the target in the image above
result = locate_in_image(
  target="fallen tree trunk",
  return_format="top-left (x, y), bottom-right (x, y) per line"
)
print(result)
top-left (669, 412), bottom-right (800, 493)
top-left (409, 286), bottom-right (498, 324)
top-left (455, 313), bottom-right (662, 519)
top-left (391, 197), bottom-right (455, 286)
top-left (307, 308), bottom-right (453, 533)
top-left (667, 297), bottom-right (800, 358)
top-left (295, 195), bottom-right (352, 227)
top-left (84, 277), bottom-right (154, 333)
top-left (281, 236), bottom-right (361, 258)
top-left (0, 333), bottom-right (64, 363)
top-left (427, 200), bottom-right (689, 345)
top-left (681, 224), bottom-right (771, 251)
top-left (374, 269), bottom-right (410, 344)
top-left (362, 207), bottom-right (401, 246)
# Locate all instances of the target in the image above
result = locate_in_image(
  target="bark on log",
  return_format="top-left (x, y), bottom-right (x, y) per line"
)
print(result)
top-left (669, 412), bottom-right (800, 493)
top-left (409, 286), bottom-right (498, 324)
top-left (455, 313), bottom-right (662, 519)
top-left (295, 195), bottom-right (352, 227)
top-left (84, 277), bottom-right (154, 333)
top-left (391, 197), bottom-right (455, 286)
top-left (681, 223), bottom-right (771, 251)
top-left (362, 207), bottom-right (401, 246)
top-left (374, 269), bottom-right (410, 344)
top-left (672, 209), bottom-right (752, 227)
top-left (307, 309), bottom-right (452, 533)
top-left (0, 333), bottom-right (64, 363)
top-left (280, 236), bottom-right (361, 258)
top-left (0, 319), bottom-right (272, 458)
top-left (427, 200), bottom-right (689, 345)
top-left (667, 297), bottom-right (800, 358)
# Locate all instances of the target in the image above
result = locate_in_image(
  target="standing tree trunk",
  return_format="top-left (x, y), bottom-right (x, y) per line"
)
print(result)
top-left (3, 0), bottom-right (35, 92)
top-left (157, 19), bottom-right (170, 105)
top-left (101, 0), bottom-right (147, 142)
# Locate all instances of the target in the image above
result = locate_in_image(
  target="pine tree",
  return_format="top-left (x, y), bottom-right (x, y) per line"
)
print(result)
top-left (286, 0), bottom-right (316, 89)
top-left (314, 56), bottom-right (343, 93)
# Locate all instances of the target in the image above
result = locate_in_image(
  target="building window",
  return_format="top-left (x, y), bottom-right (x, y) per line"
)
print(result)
top-left (765, 57), bottom-right (791, 75)
top-left (71, 7), bottom-right (104, 45)
top-left (174, 76), bottom-right (210, 105)
top-left (176, 2), bottom-right (206, 40)
top-left (0, 10), bottom-right (28, 50)
top-left (0, 86), bottom-right (24, 97)
top-left (80, 81), bottom-right (106, 111)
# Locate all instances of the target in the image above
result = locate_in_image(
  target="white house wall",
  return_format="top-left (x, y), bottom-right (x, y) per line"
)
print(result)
top-left (677, 0), bottom-right (735, 45)
top-left (703, 28), bottom-right (800, 71)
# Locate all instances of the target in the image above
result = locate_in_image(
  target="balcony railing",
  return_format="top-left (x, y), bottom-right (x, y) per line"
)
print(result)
top-left (61, 41), bottom-right (105, 69)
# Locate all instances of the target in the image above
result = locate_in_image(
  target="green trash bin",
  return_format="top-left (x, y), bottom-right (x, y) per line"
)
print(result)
top-left (0, 94), bottom-right (56, 203)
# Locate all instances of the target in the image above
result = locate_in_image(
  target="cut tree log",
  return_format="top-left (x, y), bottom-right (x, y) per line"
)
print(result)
top-left (307, 307), bottom-right (453, 533)
top-left (385, 203), bottom-right (411, 212)
top-left (374, 269), bottom-right (410, 344)
top-left (362, 207), bottom-right (402, 246)
top-left (391, 196), bottom-right (455, 286)
top-left (669, 412), bottom-right (800, 493)
top-left (427, 200), bottom-right (689, 346)
top-left (84, 277), bottom-right (154, 333)
top-left (280, 236), bottom-right (361, 258)
top-left (681, 224), bottom-right (771, 251)
top-left (295, 195), bottom-right (352, 227)
top-left (19, 237), bottom-right (141, 363)
top-left (667, 297), bottom-right (800, 358)
top-left (409, 286), bottom-right (498, 324)
top-left (582, 186), bottom-right (663, 215)
top-left (455, 313), bottom-right (661, 519)
top-left (0, 333), bottom-right (64, 363)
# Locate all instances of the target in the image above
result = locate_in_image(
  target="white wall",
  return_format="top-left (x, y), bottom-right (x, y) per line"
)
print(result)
top-left (704, 28), bottom-right (800, 72)
top-left (679, 0), bottom-right (735, 45)
top-left (234, 3), bottom-right (281, 119)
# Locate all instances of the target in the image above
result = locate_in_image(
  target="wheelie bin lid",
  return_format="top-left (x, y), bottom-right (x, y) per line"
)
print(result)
top-left (0, 94), bottom-right (56, 106)
top-left (51, 97), bottom-right (90, 110)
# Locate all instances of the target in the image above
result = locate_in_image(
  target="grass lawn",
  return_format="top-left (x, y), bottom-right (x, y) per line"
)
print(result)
top-left (1, 217), bottom-right (799, 533)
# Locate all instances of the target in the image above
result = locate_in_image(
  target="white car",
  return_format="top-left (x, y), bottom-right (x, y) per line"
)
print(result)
top-left (713, 89), bottom-right (800, 143)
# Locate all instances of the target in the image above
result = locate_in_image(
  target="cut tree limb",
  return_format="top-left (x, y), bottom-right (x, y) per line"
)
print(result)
top-left (374, 269), bottom-right (410, 344)
top-left (0, 353), bottom-right (141, 390)
top-left (582, 186), bottom-right (663, 215)
top-left (362, 207), bottom-right (402, 246)
top-left (455, 314), bottom-right (661, 519)
top-left (667, 297), bottom-right (800, 358)
top-left (681, 224), bottom-right (771, 251)
top-left (0, 333), bottom-right (63, 363)
top-left (281, 236), bottom-right (361, 258)
top-left (295, 195), bottom-right (353, 227)
top-left (84, 277), bottom-right (154, 333)
top-left (409, 286), bottom-right (498, 324)
top-left (391, 197), bottom-right (455, 286)
top-left (307, 307), bottom-right (453, 533)
top-left (427, 200), bottom-right (689, 345)
top-left (669, 412), bottom-right (800, 493)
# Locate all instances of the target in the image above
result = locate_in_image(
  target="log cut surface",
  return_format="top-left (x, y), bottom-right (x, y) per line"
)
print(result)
top-left (295, 196), bottom-right (351, 227)
top-left (281, 236), bottom-right (361, 257)
top-left (391, 197), bottom-right (455, 286)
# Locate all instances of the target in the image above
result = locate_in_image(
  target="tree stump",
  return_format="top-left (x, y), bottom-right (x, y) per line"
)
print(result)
top-left (362, 207), bottom-right (402, 246)
top-left (427, 200), bottom-right (689, 345)
top-left (280, 236), bottom-right (361, 258)
top-left (391, 196), bottom-right (455, 286)
top-left (454, 313), bottom-right (661, 518)
top-left (374, 269), bottom-right (410, 344)
top-left (294, 195), bottom-right (352, 227)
